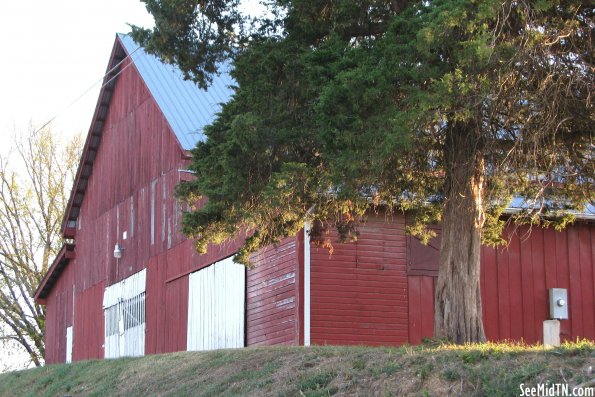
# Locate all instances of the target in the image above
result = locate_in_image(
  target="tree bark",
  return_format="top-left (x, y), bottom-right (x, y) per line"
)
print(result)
top-left (434, 123), bottom-right (487, 343)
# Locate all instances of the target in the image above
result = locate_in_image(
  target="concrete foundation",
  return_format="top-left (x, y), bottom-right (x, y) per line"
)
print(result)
top-left (543, 320), bottom-right (560, 348)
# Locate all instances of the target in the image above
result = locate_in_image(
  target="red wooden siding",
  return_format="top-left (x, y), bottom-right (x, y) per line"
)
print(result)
top-left (482, 224), bottom-right (595, 342)
top-left (43, 263), bottom-right (74, 364)
top-left (309, 214), bottom-right (409, 346)
top-left (72, 282), bottom-right (104, 361)
top-left (407, 276), bottom-right (434, 344)
top-left (407, 227), bottom-right (441, 276)
top-left (247, 236), bottom-right (300, 346)
top-left (408, 222), bottom-right (595, 344)
top-left (145, 251), bottom-right (190, 354)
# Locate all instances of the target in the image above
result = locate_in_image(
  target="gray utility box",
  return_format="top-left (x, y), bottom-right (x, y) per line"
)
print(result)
top-left (549, 288), bottom-right (568, 320)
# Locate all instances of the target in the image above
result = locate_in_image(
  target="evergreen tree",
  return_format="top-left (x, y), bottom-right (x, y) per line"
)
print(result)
top-left (132, 0), bottom-right (593, 343)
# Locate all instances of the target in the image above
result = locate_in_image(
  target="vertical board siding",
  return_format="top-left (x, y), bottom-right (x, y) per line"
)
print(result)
top-left (407, 276), bottom-right (435, 345)
top-left (163, 276), bottom-right (189, 353)
top-left (578, 226), bottom-right (594, 338)
top-left (72, 282), bottom-right (105, 361)
top-left (310, 214), bottom-right (409, 346)
top-left (484, 224), bottom-right (595, 343)
top-left (247, 236), bottom-right (300, 346)
top-left (43, 262), bottom-right (74, 364)
top-left (407, 223), bottom-right (595, 344)
top-left (187, 257), bottom-right (245, 351)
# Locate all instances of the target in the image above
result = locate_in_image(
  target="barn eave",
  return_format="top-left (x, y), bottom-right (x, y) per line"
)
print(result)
top-left (33, 243), bottom-right (76, 304)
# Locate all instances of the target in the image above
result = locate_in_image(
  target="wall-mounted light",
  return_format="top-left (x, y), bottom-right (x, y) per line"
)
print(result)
top-left (113, 243), bottom-right (124, 259)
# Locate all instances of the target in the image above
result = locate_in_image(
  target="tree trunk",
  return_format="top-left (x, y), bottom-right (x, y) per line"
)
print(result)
top-left (434, 124), bottom-right (487, 343)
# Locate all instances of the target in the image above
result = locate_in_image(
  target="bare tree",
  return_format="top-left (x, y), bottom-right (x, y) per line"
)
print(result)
top-left (0, 126), bottom-right (81, 369)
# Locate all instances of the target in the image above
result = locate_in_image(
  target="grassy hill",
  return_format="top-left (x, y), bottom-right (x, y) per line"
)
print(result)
top-left (0, 341), bottom-right (593, 397)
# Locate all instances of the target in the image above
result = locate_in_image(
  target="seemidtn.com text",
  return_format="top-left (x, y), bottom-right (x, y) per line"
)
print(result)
top-left (519, 383), bottom-right (594, 397)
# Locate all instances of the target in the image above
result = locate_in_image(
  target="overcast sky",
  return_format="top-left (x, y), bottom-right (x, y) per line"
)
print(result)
top-left (0, 1), bottom-right (155, 144)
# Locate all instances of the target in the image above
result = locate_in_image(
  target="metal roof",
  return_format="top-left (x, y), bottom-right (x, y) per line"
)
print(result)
top-left (505, 197), bottom-right (595, 221)
top-left (118, 34), bottom-right (234, 150)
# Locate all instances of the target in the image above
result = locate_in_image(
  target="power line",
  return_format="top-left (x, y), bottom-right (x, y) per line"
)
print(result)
top-left (30, 44), bottom-right (143, 138)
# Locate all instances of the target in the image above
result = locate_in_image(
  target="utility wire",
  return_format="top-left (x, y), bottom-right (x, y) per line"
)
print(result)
top-left (30, 45), bottom-right (143, 138)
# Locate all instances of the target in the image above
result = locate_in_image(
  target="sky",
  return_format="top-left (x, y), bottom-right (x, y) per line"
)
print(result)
top-left (0, 0), bottom-right (156, 144)
top-left (0, 0), bottom-right (155, 371)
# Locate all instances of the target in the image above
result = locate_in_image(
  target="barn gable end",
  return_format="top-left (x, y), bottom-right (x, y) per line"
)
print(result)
top-left (36, 34), bottom-right (302, 363)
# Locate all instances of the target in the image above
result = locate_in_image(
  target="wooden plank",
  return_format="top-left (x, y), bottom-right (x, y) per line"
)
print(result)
top-left (247, 289), bottom-right (297, 311)
top-left (578, 225), bottom-right (594, 339)
top-left (519, 227), bottom-right (536, 343)
top-left (507, 229), bottom-right (524, 340)
top-left (246, 236), bottom-right (299, 346)
top-left (554, 229), bottom-right (571, 341)
top-left (481, 245), bottom-right (499, 340)
top-left (543, 228), bottom-right (557, 289)
top-left (247, 317), bottom-right (297, 337)
top-left (530, 228), bottom-right (547, 344)
top-left (311, 314), bottom-right (410, 328)
top-left (313, 297), bottom-right (409, 311)
top-left (311, 332), bottom-right (408, 344)
top-left (248, 305), bottom-right (298, 323)
top-left (403, 276), bottom-right (417, 347)
top-left (494, 238), bottom-right (510, 341)
top-left (567, 226), bottom-right (583, 338)
top-left (420, 276), bottom-right (434, 340)
top-left (144, 256), bottom-right (159, 355)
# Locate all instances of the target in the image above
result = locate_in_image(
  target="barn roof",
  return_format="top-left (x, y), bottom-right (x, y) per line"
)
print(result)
top-left (60, 34), bottom-right (234, 238)
top-left (505, 197), bottom-right (595, 221)
top-left (117, 34), bottom-right (234, 150)
top-left (33, 244), bottom-right (75, 303)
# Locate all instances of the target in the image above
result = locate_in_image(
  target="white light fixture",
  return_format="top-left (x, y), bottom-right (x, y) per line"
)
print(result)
top-left (113, 243), bottom-right (124, 259)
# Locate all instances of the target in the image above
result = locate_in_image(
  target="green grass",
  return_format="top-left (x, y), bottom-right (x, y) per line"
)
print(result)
top-left (0, 340), bottom-right (592, 397)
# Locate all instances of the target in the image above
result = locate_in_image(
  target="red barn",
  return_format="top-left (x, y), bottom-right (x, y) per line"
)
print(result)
top-left (35, 34), bottom-right (594, 364)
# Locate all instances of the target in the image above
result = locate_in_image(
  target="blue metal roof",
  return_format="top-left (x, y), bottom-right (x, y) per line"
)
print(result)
top-left (118, 33), bottom-right (234, 150)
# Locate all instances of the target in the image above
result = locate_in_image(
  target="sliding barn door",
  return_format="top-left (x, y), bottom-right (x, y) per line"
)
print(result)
top-left (103, 269), bottom-right (146, 358)
top-left (187, 257), bottom-right (246, 351)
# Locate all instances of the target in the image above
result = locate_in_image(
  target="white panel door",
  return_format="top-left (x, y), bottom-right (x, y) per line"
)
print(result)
top-left (103, 269), bottom-right (146, 358)
top-left (65, 326), bottom-right (73, 363)
top-left (187, 256), bottom-right (245, 351)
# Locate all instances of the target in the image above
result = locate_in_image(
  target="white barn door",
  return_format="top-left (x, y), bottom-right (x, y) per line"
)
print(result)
top-left (103, 269), bottom-right (146, 358)
top-left (65, 326), bottom-right (73, 363)
top-left (187, 256), bottom-right (245, 351)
